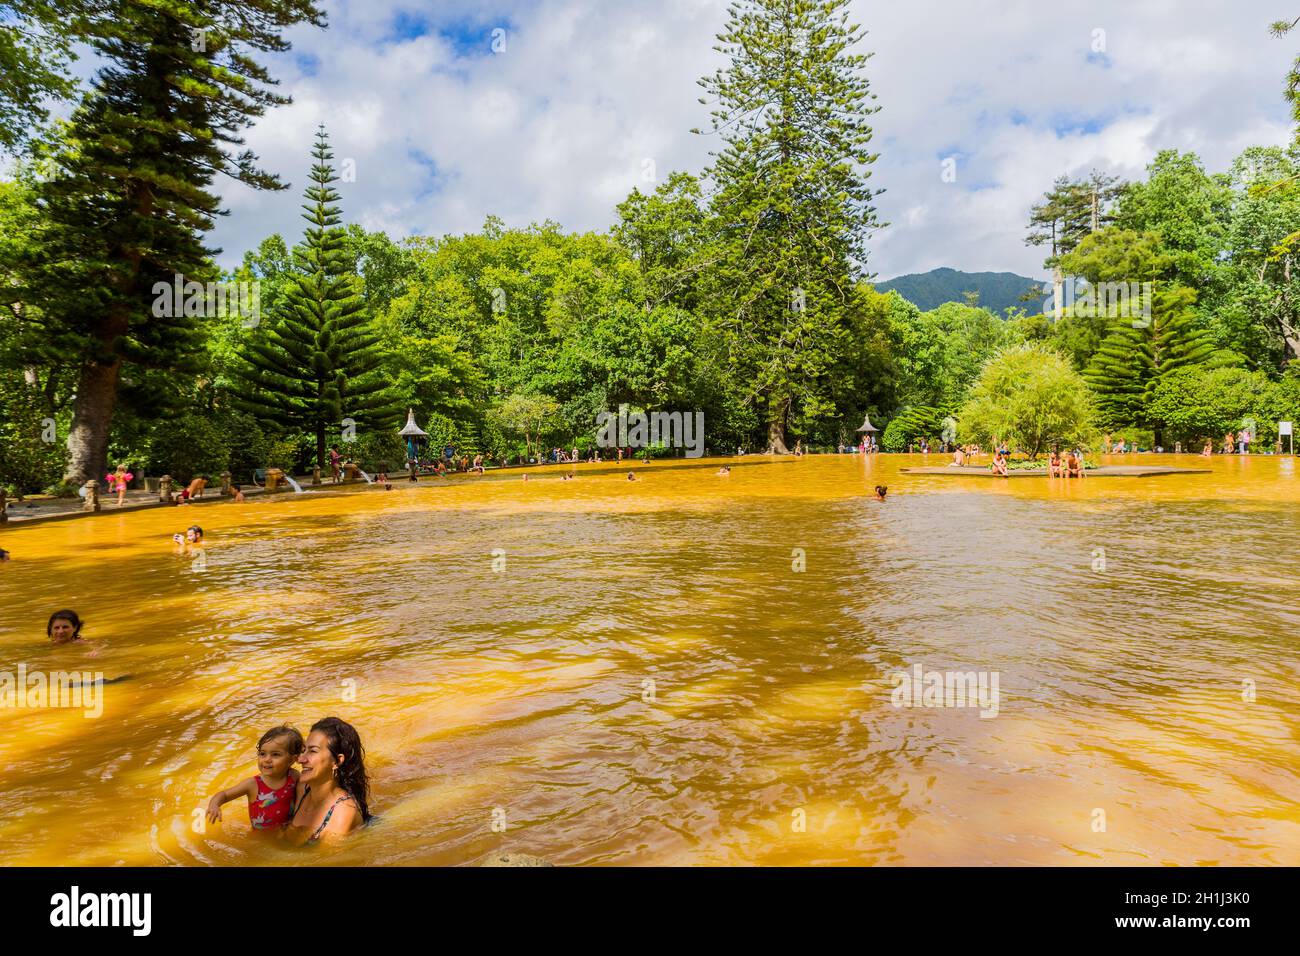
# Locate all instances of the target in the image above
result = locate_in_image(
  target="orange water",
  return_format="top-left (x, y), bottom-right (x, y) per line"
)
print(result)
top-left (0, 454), bottom-right (1297, 865)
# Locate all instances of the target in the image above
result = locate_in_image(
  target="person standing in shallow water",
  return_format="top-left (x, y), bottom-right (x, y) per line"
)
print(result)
top-left (287, 717), bottom-right (370, 844)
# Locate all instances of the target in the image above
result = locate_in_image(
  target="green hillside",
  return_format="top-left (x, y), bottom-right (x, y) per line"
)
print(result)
top-left (875, 267), bottom-right (1043, 316)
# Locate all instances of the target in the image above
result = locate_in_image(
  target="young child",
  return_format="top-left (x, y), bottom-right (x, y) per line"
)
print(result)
top-left (105, 464), bottom-right (134, 507)
top-left (206, 725), bottom-right (304, 830)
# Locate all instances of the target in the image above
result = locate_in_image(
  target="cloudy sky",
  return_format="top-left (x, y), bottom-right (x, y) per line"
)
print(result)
top-left (198, 0), bottom-right (1296, 282)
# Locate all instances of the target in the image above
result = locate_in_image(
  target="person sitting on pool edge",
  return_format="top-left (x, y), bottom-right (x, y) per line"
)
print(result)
top-left (48, 609), bottom-right (84, 644)
top-left (287, 717), bottom-right (371, 844)
top-left (1048, 449), bottom-right (1062, 477)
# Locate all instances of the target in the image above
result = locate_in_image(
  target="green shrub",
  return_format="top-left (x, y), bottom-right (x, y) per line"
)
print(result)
top-left (263, 437), bottom-right (302, 472)
top-left (881, 406), bottom-right (943, 452)
top-left (1147, 366), bottom-right (1275, 446)
top-left (340, 429), bottom-right (407, 472)
top-left (147, 414), bottom-right (231, 483)
top-left (216, 410), bottom-right (272, 483)
top-left (0, 378), bottom-right (65, 495)
top-left (958, 344), bottom-right (1098, 456)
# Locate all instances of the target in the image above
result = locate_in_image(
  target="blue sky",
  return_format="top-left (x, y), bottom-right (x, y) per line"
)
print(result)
top-left (189, 0), bottom-right (1296, 281)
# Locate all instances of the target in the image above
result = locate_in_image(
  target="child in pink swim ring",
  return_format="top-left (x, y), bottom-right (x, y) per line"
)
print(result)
top-left (105, 464), bottom-right (134, 507)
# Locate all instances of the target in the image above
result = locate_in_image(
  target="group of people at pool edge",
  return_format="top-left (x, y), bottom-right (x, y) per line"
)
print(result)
top-left (67, 421), bottom-right (1278, 514)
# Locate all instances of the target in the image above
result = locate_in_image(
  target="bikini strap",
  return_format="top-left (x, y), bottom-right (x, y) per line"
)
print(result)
top-left (309, 794), bottom-right (350, 841)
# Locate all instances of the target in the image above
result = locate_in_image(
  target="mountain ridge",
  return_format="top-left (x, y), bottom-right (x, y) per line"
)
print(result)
top-left (874, 267), bottom-right (1043, 316)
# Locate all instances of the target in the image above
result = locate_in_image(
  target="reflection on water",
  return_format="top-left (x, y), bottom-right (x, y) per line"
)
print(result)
top-left (0, 454), bottom-right (1297, 866)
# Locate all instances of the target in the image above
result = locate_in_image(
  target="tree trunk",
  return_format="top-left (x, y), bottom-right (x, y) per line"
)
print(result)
top-left (64, 359), bottom-right (121, 485)
top-left (316, 423), bottom-right (326, 473)
top-left (764, 399), bottom-right (791, 454)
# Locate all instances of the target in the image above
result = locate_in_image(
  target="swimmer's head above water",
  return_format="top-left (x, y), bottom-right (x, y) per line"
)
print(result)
top-left (47, 609), bottom-right (83, 644)
top-left (258, 724), bottom-right (305, 779)
top-left (303, 716), bottom-right (372, 823)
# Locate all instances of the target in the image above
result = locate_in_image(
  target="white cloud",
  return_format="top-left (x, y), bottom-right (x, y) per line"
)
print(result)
top-left (205, 0), bottom-right (1297, 284)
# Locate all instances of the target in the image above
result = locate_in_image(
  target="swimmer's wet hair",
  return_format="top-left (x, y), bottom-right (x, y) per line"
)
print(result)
top-left (47, 609), bottom-right (82, 637)
top-left (187, 525), bottom-right (203, 538)
top-left (311, 717), bottom-right (372, 822)
top-left (258, 724), bottom-right (305, 755)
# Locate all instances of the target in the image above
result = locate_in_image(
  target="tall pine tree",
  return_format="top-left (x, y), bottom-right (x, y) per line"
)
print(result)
top-left (1083, 285), bottom-right (1233, 442)
top-left (23, 0), bottom-right (325, 484)
top-left (236, 126), bottom-right (403, 470)
top-left (696, 0), bottom-right (882, 453)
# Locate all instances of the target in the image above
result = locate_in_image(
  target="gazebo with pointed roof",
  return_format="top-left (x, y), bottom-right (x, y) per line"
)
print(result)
top-left (399, 409), bottom-right (429, 461)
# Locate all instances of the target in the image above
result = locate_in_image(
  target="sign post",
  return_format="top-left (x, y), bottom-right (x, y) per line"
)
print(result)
top-left (1281, 421), bottom-right (1293, 456)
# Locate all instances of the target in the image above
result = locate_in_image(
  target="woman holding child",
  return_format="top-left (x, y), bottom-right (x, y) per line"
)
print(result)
top-left (207, 716), bottom-right (371, 845)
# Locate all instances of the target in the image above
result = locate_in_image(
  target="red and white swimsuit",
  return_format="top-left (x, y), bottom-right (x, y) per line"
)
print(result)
top-left (250, 774), bottom-right (297, 829)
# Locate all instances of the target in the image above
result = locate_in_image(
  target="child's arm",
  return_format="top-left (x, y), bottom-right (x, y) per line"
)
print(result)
top-left (206, 777), bottom-right (257, 824)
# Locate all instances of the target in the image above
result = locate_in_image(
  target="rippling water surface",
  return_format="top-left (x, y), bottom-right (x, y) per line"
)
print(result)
top-left (1, 454), bottom-right (1297, 865)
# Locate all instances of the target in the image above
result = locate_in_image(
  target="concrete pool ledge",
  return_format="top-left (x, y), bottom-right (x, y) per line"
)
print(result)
top-left (901, 465), bottom-right (1213, 477)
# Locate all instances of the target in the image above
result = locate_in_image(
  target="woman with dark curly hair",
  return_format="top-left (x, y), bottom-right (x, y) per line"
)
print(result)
top-left (47, 609), bottom-right (84, 644)
top-left (287, 716), bottom-right (371, 843)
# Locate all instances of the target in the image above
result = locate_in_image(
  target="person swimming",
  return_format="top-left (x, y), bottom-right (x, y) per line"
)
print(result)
top-left (626, 472), bottom-right (637, 481)
top-left (716, 466), bottom-right (731, 475)
top-left (873, 485), bottom-right (887, 500)
top-left (47, 609), bottom-right (84, 644)
top-left (172, 525), bottom-right (203, 546)
top-left (0, 548), bottom-right (10, 561)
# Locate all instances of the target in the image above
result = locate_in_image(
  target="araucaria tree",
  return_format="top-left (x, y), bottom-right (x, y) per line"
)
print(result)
top-left (237, 127), bottom-right (404, 470)
top-left (24, 0), bottom-right (325, 484)
top-left (697, 0), bottom-right (882, 453)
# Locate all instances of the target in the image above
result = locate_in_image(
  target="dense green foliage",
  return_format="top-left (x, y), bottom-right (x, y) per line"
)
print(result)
top-left (236, 127), bottom-right (404, 470)
top-left (8, 0), bottom-right (325, 487)
top-left (959, 345), bottom-right (1099, 457)
top-left (1, 5), bottom-right (1297, 496)
top-left (694, 0), bottom-right (883, 452)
